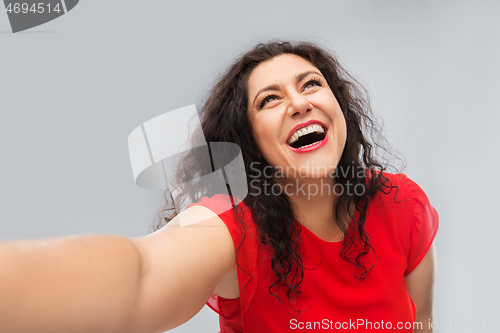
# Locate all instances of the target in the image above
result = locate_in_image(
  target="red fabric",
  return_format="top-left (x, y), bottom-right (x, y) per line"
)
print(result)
top-left (190, 173), bottom-right (439, 332)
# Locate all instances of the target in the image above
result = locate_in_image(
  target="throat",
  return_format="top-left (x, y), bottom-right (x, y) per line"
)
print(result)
top-left (293, 197), bottom-right (355, 243)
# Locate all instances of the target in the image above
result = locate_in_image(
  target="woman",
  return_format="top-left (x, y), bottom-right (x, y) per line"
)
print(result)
top-left (0, 41), bottom-right (438, 333)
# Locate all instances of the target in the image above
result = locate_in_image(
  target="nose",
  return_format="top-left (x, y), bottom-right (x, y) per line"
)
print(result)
top-left (287, 92), bottom-right (312, 117)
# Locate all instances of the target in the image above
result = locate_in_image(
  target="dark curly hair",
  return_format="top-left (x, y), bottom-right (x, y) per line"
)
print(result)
top-left (157, 40), bottom-right (401, 312)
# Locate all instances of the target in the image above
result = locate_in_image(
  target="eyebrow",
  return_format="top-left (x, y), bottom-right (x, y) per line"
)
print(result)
top-left (252, 70), bottom-right (323, 106)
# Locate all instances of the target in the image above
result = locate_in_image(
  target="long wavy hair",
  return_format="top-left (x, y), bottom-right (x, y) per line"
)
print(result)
top-left (158, 40), bottom-right (401, 311)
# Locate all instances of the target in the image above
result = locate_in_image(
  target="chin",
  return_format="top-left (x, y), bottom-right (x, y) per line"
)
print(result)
top-left (288, 160), bottom-right (338, 179)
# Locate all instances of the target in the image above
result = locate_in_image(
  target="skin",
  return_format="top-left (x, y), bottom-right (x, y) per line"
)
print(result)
top-left (247, 54), bottom-right (347, 182)
top-left (406, 242), bottom-right (437, 332)
top-left (0, 205), bottom-right (236, 333)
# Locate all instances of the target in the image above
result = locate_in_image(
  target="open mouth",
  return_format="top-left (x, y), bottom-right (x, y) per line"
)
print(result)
top-left (287, 124), bottom-right (327, 149)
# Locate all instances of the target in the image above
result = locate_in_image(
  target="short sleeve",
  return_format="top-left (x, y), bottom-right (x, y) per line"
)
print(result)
top-left (403, 175), bottom-right (439, 276)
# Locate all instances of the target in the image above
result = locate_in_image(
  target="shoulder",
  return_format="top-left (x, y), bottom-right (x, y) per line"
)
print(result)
top-left (371, 172), bottom-right (439, 227)
top-left (370, 172), bottom-right (439, 275)
top-left (187, 194), bottom-right (257, 245)
top-left (372, 172), bottom-right (432, 209)
top-left (377, 172), bottom-right (416, 193)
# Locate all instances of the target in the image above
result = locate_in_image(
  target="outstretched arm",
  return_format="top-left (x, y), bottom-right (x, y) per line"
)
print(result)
top-left (0, 205), bottom-right (234, 333)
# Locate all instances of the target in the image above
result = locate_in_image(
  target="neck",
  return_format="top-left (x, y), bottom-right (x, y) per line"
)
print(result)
top-left (276, 177), bottom-right (348, 242)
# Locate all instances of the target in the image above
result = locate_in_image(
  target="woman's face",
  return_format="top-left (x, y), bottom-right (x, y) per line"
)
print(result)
top-left (247, 54), bottom-right (347, 181)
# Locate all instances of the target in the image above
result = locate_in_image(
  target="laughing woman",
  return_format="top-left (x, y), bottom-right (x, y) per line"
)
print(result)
top-left (0, 41), bottom-right (438, 333)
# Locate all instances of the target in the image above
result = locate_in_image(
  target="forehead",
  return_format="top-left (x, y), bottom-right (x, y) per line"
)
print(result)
top-left (247, 54), bottom-right (319, 94)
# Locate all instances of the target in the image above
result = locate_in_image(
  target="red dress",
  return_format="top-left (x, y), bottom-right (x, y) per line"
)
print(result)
top-left (189, 173), bottom-right (439, 332)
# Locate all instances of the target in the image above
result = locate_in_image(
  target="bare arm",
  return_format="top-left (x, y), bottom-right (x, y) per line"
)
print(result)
top-left (131, 205), bottom-right (235, 332)
top-left (406, 241), bottom-right (437, 333)
top-left (0, 205), bottom-right (234, 333)
top-left (0, 235), bottom-right (143, 333)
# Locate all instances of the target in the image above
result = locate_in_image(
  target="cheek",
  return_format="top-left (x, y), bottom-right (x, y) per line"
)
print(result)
top-left (251, 120), bottom-right (282, 162)
top-left (252, 116), bottom-right (276, 144)
top-left (337, 110), bottom-right (347, 130)
top-left (254, 128), bottom-right (273, 155)
top-left (339, 117), bottom-right (348, 151)
top-left (250, 122), bottom-right (268, 155)
top-left (331, 108), bottom-right (347, 146)
top-left (251, 123), bottom-right (263, 144)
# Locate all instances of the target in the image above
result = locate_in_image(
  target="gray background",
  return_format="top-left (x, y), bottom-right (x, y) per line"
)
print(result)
top-left (1, 0), bottom-right (499, 332)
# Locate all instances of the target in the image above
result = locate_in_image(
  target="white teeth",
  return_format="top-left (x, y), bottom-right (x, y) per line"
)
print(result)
top-left (297, 141), bottom-right (322, 149)
top-left (287, 124), bottom-right (325, 145)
